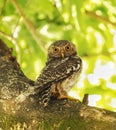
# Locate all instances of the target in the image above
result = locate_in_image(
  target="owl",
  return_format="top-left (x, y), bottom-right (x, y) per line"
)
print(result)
top-left (35, 40), bottom-right (82, 107)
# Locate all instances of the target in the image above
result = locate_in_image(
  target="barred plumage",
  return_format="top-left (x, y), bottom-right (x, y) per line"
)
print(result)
top-left (35, 40), bottom-right (82, 107)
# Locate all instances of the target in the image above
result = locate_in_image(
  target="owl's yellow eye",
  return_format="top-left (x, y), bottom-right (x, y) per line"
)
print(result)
top-left (53, 47), bottom-right (59, 53)
top-left (65, 45), bottom-right (71, 51)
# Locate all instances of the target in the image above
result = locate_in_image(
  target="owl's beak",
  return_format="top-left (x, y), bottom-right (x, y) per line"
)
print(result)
top-left (61, 51), bottom-right (64, 58)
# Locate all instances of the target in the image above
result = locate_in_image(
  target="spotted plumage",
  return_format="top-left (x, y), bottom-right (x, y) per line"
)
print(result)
top-left (35, 40), bottom-right (82, 107)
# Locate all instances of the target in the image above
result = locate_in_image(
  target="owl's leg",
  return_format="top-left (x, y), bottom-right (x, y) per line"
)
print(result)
top-left (58, 93), bottom-right (78, 101)
top-left (56, 82), bottom-right (77, 101)
top-left (51, 84), bottom-right (60, 97)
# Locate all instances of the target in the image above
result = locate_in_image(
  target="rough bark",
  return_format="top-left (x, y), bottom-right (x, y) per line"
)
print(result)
top-left (0, 39), bottom-right (116, 130)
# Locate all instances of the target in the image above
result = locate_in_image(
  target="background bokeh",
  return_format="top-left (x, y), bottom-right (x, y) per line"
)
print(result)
top-left (0, 0), bottom-right (116, 112)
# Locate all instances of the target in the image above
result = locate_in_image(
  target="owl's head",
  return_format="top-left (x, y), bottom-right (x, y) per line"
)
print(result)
top-left (48, 40), bottom-right (77, 59)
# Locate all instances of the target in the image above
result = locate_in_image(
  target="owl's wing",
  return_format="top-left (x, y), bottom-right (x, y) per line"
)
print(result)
top-left (35, 56), bottom-right (82, 94)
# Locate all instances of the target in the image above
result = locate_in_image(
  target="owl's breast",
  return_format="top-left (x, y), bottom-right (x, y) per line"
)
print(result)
top-left (50, 56), bottom-right (82, 97)
top-left (61, 70), bottom-right (81, 92)
top-left (51, 67), bottom-right (81, 98)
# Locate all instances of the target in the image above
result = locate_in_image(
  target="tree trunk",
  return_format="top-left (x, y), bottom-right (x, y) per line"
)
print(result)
top-left (0, 39), bottom-right (116, 130)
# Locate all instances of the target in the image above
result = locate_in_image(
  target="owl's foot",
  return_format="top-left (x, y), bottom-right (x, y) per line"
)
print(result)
top-left (58, 95), bottom-right (78, 101)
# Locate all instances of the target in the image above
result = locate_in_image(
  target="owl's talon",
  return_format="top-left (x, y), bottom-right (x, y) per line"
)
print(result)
top-left (58, 95), bottom-right (77, 101)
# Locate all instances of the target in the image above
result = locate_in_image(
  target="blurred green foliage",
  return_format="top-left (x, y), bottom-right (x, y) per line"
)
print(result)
top-left (0, 0), bottom-right (116, 111)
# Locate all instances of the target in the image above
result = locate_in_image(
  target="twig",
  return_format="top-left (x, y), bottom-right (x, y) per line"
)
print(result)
top-left (0, 30), bottom-right (16, 42)
top-left (85, 10), bottom-right (116, 27)
top-left (11, 0), bottom-right (46, 54)
top-left (82, 51), bottom-right (116, 58)
top-left (82, 94), bottom-right (89, 105)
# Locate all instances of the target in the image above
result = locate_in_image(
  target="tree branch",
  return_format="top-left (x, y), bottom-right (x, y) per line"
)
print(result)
top-left (85, 10), bottom-right (116, 27)
top-left (0, 30), bottom-right (21, 62)
top-left (11, 0), bottom-right (46, 54)
top-left (0, 39), bottom-right (116, 130)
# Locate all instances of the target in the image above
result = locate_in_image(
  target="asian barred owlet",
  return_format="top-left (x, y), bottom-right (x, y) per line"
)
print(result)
top-left (35, 40), bottom-right (82, 107)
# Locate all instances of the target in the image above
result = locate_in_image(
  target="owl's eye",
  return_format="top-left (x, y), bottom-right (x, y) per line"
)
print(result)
top-left (53, 47), bottom-right (59, 53)
top-left (65, 45), bottom-right (71, 51)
